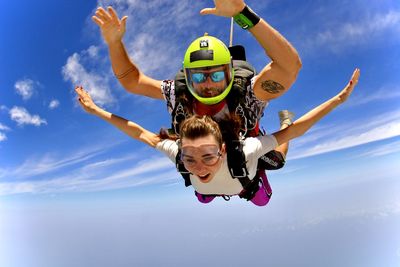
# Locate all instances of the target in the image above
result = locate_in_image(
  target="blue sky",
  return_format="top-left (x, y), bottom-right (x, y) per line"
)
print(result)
top-left (1, 0), bottom-right (400, 266)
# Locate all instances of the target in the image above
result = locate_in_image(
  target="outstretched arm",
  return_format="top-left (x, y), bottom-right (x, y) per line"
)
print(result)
top-left (273, 68), bottom-right (360, 145)
top-left (75, 86), bottom-right (161, 147)
top-left (92, 7), bottom-right (163, 99)
top-left (200, 0), bottom-right (302, 101)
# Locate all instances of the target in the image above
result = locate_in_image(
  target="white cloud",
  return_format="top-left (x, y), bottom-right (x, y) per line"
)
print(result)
top-left (14, 78), bottom-right (36, 100)
top-left (0, 123), bottom-right (10, 131)
top-left (86, 45), bottom-right (99, 58)
top-left (356, 140), bottom-right (400, 158)
top-left (0, 132), bottom-right (6, 142)
top-left (289, 110), bottom-right (400, 159)
top-left (348, 85), bottom-right (400, 106)
top-left (63, 0), bottom-right (207, 109)
top-left (0, 152), bottom-right (178, 196)
top-left (0, 141), bottom-right (124, 180)
top-left (49, 99), bottom-right (60, 109)
top-left (0, 123), bottom-right (11, 142)
top-left (94, 0), bottom-right (204, 77)
top-left (62, 52), bottom-right (115, 107)
top-left (301, 9), bottom-right (400, 53)
top-left (9, 106), bottom-right (47, 127)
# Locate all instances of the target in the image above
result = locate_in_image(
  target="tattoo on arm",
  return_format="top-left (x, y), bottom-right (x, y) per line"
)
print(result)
top-left (260, 80), bottom-right (285, 94)
top-left (115, 66), bottom-right (138, 80)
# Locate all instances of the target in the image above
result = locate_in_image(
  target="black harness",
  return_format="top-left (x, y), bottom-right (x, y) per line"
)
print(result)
top-left (171, 59), bottom-right (260, 137)
top-left (175, 139), bottom-right (260, 201)
top-left (172, 46), bottom-right (271, 201)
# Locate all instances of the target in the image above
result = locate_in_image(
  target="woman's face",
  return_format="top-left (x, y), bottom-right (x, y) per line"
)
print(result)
top-left (181, 134), bottom-right (225, 183)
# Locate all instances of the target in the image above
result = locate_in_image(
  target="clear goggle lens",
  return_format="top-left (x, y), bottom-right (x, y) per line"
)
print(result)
top-left (181, 145), bottom-right (222, 167)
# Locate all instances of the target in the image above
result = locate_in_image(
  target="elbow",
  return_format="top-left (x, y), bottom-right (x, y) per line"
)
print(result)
top-left (295, 56), bottom-right (302, 72)
top-left (285, 57), bottom-right (302, 86)
top-left (279, 55), bottom-right (302, 83)
top-left (290, 56), bottom-right (302, 76)
top-left (119, 71), bottom-right (140, 94)
top-left (287, 124), bottom-right (306, 141)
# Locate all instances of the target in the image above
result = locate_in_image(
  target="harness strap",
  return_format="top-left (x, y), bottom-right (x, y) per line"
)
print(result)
top-left (226, 139), bottom-right (260, 201)
top-left (176, 150), bottom-right (192, 187)
top-left (227, 140), bottom-right (249, 178)
top-left (175, 139), bottom-right (262, 201)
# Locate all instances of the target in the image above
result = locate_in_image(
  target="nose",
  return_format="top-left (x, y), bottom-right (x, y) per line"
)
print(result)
top-left (191, 161), bottom-right (207, 173)
top-left (202, 75), bottom-right (214, 86)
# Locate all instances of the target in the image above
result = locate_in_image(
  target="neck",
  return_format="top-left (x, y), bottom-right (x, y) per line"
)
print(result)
top-left (194, 100), bottom-right (227, 116)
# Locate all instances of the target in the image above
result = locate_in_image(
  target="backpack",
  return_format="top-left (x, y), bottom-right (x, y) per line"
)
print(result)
top-left (171, 45), bottom-right (269, 202)
top-left (171, 45), bottom-right (261, 137)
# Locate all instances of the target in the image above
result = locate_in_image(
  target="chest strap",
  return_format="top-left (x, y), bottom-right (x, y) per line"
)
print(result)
top-left (176, 140), bottom-right (260, 201)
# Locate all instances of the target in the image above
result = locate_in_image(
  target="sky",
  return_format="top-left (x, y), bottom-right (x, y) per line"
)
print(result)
top-left (1, 0), bottom-right (400, 266)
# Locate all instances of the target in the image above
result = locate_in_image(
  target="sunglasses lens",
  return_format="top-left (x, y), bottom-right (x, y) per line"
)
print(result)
top-left (191, 71), bottom-right (225, 84)
top-left (211, 71), bottom-right (225, 82)
top-left (192, 73), bottom-right (206, 84)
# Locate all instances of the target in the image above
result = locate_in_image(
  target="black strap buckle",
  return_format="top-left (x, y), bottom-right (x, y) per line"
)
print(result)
top-left (176, 162), bottom-right (190, 174)
top-left (222, 195), bottom-right (231, 201)
top-left (229, 167), bottom-right (248, 178)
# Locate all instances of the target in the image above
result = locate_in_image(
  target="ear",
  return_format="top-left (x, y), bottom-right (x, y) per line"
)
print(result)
top-left (221, 143), bottom-right (226, 154)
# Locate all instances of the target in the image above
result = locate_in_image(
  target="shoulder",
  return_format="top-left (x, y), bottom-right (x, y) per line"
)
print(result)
top-left (155, 139), bottom-right (179, 162)
top-left (250, 76), bottom-right (267, 103)
top-left (161, 80), bottom-right (175, 98)
top-left (161, 80), bottom-right (176, 113)
top-left (243, 135), bottom-right (278, 157)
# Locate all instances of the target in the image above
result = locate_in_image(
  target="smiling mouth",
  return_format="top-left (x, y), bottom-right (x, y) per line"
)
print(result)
top-left (201, 89), bottom-right (219, 97)
top-left (198, 173), bottom-right (211, 181)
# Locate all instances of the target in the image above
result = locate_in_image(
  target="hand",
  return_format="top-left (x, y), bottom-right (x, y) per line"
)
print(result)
top-left (75, 86), bottom-right (100, 115)
top-left (200, 0), bottom-right (246, 17)
top-left (337, 68), bottom-right (360, 104)
top-left (92, 6), bottom-right (127, 45)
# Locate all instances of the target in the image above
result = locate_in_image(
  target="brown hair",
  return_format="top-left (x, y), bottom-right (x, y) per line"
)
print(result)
top-left (179, 113), bottom-right (242, 146)
top-left (179, 115), bottom-right (223, 146)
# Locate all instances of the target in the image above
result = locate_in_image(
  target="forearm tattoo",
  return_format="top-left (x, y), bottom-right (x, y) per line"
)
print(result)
top-left (115, 66), bottom-right (138, 80)
top-left (260, 80), bottom-right (285, 94)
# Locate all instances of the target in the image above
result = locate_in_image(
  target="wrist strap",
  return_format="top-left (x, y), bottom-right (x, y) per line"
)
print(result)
top-left (233, 5), bottom-right (261, 30)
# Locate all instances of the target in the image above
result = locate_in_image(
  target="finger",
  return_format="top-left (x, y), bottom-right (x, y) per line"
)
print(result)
top-left (95, 7), bottom-right (108, 18)
top-left (354, 68), bottom-right (360, 81)
top-left (120, 16), bottom-right (128, 31)
top-left (108, 6), bottom-right (120, 22)
top-left (350, 69), bottom-right (360, 85)
top-left (78, 98), bottom-right (85, 107)
top-left (97, 6), bottom-right (111, 18)
top-left (92, 16), bottom-right (104, 27)
top-left (96, 9), bottom-right (111, 23)
top-left (95, 12), bottom-right (109, 23)
top-left (76, 86), bottom-right (86, 96)
top-left (200, 8), bottom-right (217, 15)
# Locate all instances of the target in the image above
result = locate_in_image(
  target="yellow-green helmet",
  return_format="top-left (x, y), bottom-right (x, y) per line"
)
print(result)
top-left (183, 35), bottom-right (234, 105)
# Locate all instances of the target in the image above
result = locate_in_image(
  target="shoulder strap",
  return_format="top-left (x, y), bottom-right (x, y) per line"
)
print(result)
top-left (176, 141), bottom-right (260, 200)
top-left (226, 140), bottom-right (248, 178)
top-left (226, 139), bottom-right (261, 201)
top-left (171, 70), bottom-right (193, 135)
top-left (174, 69), bottom-right (187, 95)
top-left (176, 149), bottom-right (192, 187)
top-left (228, 60), bottom-right (256, 105)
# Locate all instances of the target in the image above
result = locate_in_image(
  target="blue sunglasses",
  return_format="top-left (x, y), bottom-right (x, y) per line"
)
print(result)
top-left (191, 71), bottom-right (225, 84)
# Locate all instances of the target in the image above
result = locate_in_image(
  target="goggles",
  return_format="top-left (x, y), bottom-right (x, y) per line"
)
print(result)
top-left (181, 144), bottom-right (222, 167)
top-left (184, 63), bottom-right (233, 104)
top-left (191, 71), bottom-right (225, 84)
